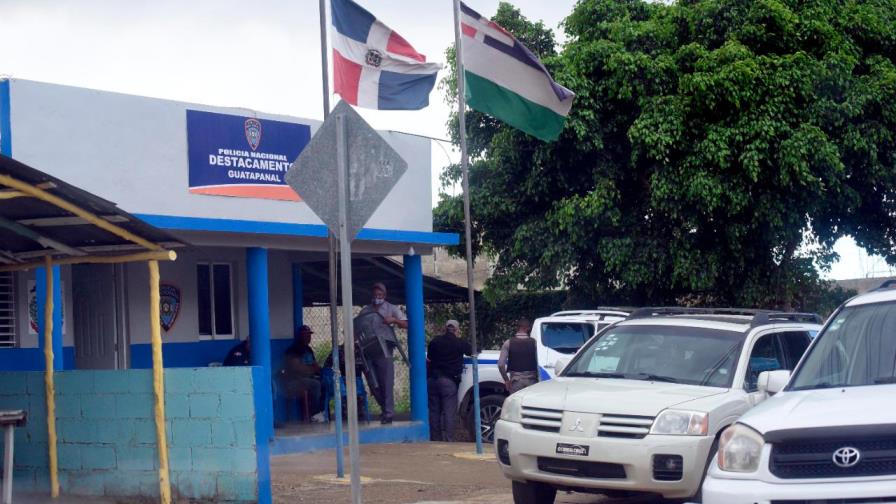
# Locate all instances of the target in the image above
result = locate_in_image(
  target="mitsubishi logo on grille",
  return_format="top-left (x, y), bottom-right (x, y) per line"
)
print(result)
top-left (832, 446), bottom-right (861, 468)
top-left (568, 418), bottom-right (585, 432)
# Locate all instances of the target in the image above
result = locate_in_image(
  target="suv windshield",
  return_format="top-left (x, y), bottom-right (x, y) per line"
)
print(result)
top-left (562, 325), bottom-right (743, 387)
top-left (541, 322), bottom-right (595, 354)
top-left (790, 301), bottom-right (896, 391)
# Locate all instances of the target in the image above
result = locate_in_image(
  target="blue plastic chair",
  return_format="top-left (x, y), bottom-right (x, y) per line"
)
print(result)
top-left (321, 367), bottom-right (370, 423)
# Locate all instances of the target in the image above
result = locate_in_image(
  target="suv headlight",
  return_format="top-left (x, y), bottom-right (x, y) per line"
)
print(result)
top-left (500, 395), bottom-right (522, 423)
top-left (718, 424), bottom-right (765, 473)
top-left (650, 410), bottom-right (709, 436)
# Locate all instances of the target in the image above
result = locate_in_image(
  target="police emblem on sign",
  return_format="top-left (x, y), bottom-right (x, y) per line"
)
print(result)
top-left (365, 49), bottom-right (383, 68)
top-left (29, 284), bottom-right (38, 333)
top-left (244, 118), bottom-right (262, 151)
top-left (159, 283), bottom-right (181, 332)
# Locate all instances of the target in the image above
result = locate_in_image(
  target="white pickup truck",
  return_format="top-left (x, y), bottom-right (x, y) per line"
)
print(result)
top-left (457, 309), bottom-right (630, 441)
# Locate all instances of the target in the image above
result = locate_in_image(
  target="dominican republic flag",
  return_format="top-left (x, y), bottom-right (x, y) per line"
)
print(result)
top-left (460, 2), bottom-right (575, 141)
top-left (331, 0), bottom-right (442, 110)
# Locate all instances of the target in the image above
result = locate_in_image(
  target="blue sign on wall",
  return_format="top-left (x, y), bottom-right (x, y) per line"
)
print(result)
top-left (186, 110), bottom-right (311, 201)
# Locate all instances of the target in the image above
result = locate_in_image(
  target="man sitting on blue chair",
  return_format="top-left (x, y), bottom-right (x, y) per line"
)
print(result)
top-left (279, 325), bottom-right (325, 423)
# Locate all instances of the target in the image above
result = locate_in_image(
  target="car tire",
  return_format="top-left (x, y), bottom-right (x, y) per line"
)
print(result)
top-left (466, 393), bottom-right (506, 443)
top-left (512, 480), bottom-right (556, 504)
top-left (691, 438), bottom-right (719, 504)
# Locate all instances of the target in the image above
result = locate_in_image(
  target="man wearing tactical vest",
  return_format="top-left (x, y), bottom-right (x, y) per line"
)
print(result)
top-left (497, 318), bottom-right (538, 393)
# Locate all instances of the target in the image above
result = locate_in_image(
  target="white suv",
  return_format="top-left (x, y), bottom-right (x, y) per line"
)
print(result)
top-left (703, 283), bottom-right (896, 503)
top-left (493, 308), bottom-right (821, 503)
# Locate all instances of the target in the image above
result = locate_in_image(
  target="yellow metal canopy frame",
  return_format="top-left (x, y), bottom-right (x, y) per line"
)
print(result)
top-left (0, 173), bottom-right (175, 503)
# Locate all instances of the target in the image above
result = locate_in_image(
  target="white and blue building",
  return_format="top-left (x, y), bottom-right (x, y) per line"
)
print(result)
top-left (0, 77), bottom-right (460, 501)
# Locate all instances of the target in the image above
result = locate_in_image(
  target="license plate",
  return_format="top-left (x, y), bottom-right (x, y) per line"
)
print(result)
top-left (555, 443), bottom-right (589, 456)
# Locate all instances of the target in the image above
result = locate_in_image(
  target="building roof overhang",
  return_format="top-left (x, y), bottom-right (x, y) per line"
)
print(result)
top-left (0, 154), bottom-right (182, 271)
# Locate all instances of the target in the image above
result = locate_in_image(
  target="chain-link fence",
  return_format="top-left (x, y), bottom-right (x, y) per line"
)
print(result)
top-left (302, 305), bottom-right (410, 415)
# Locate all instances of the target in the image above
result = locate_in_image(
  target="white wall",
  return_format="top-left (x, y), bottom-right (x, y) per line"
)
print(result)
top-left (7, 78), bottom-right (433, 233)
top-left (124, 247), bottom-right (300, 345)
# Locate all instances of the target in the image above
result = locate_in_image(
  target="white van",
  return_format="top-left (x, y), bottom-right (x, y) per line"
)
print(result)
top-left (702, 283), bottom-right (896, 503)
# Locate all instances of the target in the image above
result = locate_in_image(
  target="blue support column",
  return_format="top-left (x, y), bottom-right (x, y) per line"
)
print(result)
top-left (36, 265), bottom-right (64, 371)
top-left (292, 264), bottom-right (304, 336)
top-left (0, 79), bottom-right (12, 157)
top-left (403, 254), bottom-right (428, 424)
top-left (247, 248), bottom-right (273, 440)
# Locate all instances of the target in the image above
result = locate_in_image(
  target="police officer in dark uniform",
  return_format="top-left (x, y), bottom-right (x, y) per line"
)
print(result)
top-left (498, 318), bottom-right (538, 393)
top-left (427, 320), bottom-right (472, 441)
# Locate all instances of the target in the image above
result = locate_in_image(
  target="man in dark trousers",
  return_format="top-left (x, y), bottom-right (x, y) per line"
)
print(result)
top-left (498, 318), bottom-right (538, 393)
top-left (359, 282), bottom-right (408, 424)
top-left (427, 320), bottom-right (473, 442)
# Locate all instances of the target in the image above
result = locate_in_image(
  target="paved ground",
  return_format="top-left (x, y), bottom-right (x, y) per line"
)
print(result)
top-left (16, 442), bottom-right (673, 503)
top-left (271, 442), bottom-right (671, 504)
top-left (14, 495), bottom-right (122, 503)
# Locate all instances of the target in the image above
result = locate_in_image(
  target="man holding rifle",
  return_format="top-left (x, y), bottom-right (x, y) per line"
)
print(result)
top-left (358, 282), bottom-right (407, 424)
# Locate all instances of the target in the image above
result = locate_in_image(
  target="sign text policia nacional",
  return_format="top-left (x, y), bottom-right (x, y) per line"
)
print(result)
top-left (186, 110), bottom-right (311, 201)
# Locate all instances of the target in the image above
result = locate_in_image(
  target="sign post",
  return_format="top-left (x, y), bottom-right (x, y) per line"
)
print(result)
top-left (335, 113), bottom-right (362, 503)
top-left (316, 0), bottom-right (345, 480)
top-left (286, 100), bottom-right (408, 504)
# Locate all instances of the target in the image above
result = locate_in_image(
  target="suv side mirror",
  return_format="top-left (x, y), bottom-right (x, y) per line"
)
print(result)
top-left (758, 370), bottom-right (791, 395)
top-left (554, 357), bottom-right (571, 374)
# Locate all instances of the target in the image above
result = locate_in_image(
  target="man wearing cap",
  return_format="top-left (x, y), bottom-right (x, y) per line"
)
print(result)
top-left (359, 282), bottom-right (407, 424)
top-left (280, 325), bottom-right (325, 422)
top-left (427, 320), bottom-right (473, 441)
top-left (498, 318), bottom-right (539, 393)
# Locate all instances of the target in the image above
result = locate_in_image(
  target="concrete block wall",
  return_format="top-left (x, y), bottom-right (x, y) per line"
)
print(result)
top-left (0, 367), bottom-right (260, 502)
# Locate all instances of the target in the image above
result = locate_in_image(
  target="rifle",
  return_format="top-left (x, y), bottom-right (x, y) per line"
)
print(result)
top-left (354, 336), bottom-right (378, 390)
top-left (353, 311), bottom-right (410, 366)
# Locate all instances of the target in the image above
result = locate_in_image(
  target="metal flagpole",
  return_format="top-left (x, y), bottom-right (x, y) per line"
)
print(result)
top-left (452, 0), bottom-right (483, 455)
top-left (318, 0), bottom-right (345, 480)
top-left (336, 113), bottom-right (363, 503)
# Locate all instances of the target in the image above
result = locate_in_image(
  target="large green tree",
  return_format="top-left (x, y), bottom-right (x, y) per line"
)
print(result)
top-left (436, 0), bottom-right (896, 309)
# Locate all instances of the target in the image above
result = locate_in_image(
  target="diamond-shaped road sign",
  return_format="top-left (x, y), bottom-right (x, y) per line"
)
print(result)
top-left (286, 101), bottom-right (408, 240)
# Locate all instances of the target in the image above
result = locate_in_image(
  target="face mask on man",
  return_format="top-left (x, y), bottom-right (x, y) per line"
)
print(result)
top-left (373, 298), bottom-right (385, 306)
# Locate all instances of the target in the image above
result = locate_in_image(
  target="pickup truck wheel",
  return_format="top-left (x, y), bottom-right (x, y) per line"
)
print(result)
top-left (467, 394), bottom-right (506, 443)
top-left (512, 480), bottom-right (556, 504)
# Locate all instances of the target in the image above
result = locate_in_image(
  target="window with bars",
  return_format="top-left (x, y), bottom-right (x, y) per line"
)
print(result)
top-left (0, 272), bottom-right (16, 347)
top-left (196, 263), bottom-right (234, 339)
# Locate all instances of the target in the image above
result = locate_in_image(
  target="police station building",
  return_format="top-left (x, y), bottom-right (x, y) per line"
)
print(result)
top-left (0, 77), bottom-right (459, 500)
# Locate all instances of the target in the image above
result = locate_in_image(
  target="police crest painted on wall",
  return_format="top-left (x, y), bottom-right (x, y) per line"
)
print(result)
top-left (244, 118), bottom-right (262, 151)
top-left (27, 280), bottom-right (66, 336)
top-left (159, 283), bottom-right (181, 332)
top-left (29, 284), bottom-right (38, 333)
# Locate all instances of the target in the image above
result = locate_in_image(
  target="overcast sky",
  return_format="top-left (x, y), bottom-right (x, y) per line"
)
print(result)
top-left (0, 0), bottom-right (890, 280)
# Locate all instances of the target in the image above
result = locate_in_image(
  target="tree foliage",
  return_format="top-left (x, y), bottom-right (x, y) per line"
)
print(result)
top-left (435, 0), bottom-right (896, 309)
